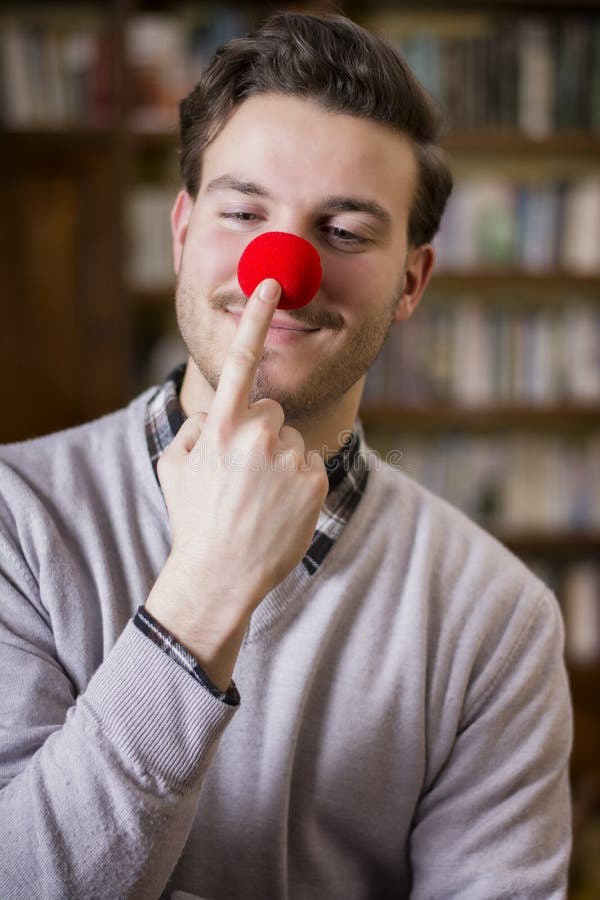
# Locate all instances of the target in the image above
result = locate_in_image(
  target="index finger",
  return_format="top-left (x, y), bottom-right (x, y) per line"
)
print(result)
top-left (211, 277), bottom-right (281, 419)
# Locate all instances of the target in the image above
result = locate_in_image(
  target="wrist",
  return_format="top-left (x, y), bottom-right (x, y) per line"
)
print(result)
top-left (145, 557), bottom-right (253, 691)
top-left (134, 606), bottom-right (240, 705)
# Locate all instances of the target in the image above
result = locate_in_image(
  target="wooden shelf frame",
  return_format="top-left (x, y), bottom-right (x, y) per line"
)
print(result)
top-left (360, 404), bottom-right (600, 431)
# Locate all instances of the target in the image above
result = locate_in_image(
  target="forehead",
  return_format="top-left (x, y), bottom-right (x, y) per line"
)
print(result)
top-left (199, 93), bottom-right (418, 219)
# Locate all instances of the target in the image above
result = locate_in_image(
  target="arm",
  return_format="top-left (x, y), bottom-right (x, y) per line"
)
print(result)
top-left (409, 588), bottom-right (572, 899)
top-left (145, 277), bottom-right (328, 689)
top-left (0, 277), bottom-right (328, 898)
top-left (0, 547), bottom-right (236, 899)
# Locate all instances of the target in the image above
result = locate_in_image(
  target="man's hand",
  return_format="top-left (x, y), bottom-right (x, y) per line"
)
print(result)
top-left (145, 278), bottom-right (329, 690)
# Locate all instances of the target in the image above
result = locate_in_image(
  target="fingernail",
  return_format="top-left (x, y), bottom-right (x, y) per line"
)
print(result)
top-left (258, 278), bottom-right (281, 304)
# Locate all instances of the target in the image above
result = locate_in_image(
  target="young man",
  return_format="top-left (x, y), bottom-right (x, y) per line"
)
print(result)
top-left (0, 13), bottom-right (571, 900)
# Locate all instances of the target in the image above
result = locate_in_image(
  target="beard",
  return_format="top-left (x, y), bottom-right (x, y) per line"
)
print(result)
top-left (175, 269), bottom-right (403, 423)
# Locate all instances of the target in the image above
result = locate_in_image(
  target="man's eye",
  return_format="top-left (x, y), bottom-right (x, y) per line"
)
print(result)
top-left (220, 211), bottom-right (259, 222)
top-left (324, 225), bottom-right (369, 248)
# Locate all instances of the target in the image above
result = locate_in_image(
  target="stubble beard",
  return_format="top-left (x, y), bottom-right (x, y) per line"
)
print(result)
top-left (175, 274), bottom-right (403, 423)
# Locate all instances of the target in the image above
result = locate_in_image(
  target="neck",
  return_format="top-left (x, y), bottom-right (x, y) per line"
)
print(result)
top-left (179, 357), bottom-right (364, 460)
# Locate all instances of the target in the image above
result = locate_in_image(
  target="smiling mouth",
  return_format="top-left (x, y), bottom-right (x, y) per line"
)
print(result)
top-left (225, 307), bottom-right (320, 332)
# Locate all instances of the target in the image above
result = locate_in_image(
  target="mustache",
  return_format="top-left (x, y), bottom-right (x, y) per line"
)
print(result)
top-left (210, 289), bottom-right (344, 331)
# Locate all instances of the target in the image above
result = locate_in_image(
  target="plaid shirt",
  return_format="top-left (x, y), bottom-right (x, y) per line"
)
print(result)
top-left (135, 363), bottom-right (369, 702)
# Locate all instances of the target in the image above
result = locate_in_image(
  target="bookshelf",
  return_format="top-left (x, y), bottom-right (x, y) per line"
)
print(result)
top-left (0, 0), bottom-right (599, 895)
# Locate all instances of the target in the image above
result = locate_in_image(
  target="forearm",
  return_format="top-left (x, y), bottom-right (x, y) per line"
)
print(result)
top-left (0, 622), bottom-right (236, 900)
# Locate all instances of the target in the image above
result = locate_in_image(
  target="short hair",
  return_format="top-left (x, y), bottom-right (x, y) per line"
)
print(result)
top-left (179, 11), bottom-right (453, 247)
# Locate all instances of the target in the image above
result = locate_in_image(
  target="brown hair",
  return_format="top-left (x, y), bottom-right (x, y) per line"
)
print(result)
top-left (179, 12), bottom-right (453, 247)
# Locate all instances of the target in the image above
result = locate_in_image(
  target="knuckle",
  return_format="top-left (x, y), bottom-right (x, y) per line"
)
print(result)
top-left (310, 461), bottom-right (329, 491)
top-left (254, 397), bottom-right (284, 419)
top-left (279, 424), bottom-right (302, 444)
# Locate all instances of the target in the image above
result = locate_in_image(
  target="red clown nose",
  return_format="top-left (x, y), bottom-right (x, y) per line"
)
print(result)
top-left (237, 231), bottom-right (322, 310)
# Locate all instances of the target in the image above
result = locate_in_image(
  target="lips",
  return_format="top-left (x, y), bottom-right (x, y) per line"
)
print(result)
top-left (226, 306), bottom-right (319, 332)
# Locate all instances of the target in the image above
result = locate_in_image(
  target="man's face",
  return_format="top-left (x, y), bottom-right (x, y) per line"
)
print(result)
top-left (172, 93), bottom-right (425, 423)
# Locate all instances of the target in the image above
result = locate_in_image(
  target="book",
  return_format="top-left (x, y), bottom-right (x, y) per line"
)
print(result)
top-left (561, 177), bottom-right (600, 273)
top-left (518, 19), bottom-right (554, 138)
top-left (563, 563), bottom-right (600, 664)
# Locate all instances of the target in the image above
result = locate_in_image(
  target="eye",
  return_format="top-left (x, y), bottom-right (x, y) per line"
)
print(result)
top-left (322, 224), bottom-right (370, 250)
top-left (220, 211), bottom-right (260, 223)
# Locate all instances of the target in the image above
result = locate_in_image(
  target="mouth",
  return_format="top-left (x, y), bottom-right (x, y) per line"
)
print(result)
top-left (225, 306), bottom-right (321, 333)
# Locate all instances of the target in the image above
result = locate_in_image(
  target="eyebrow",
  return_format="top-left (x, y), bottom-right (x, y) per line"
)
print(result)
top-left (204, 175), bottom-right (392, 227)
top-left (319, 195), bottom-right (392, 228)
top-left (204, 175), bottom-right (271, 198)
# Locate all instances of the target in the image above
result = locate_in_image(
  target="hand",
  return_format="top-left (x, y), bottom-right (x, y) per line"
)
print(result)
top-left (145, 278), bottom-right (329, 689)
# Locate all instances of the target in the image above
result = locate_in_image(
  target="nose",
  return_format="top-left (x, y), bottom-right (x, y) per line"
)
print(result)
top-left (237, 231), bottom-right (322, 310)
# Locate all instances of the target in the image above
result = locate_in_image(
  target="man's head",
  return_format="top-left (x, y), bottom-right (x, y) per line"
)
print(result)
top-left (172, 13), bottom-right (452, 432)
top-left (179, 12), bottom-right (452, 250)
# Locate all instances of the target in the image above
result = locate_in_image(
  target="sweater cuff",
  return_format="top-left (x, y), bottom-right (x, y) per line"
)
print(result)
top-left (81, 620), bottom-right (238, 791)
top-left (133, 605), bottom-right (240, 707)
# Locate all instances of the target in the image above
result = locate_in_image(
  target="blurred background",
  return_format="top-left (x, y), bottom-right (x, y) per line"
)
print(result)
top-left (0, 0), bottom-right (599, 893)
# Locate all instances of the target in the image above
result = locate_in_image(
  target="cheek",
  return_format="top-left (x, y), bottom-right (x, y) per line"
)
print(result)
top-left (183, 223), bottom-right (250, 292)
top-left (321, 254), bottom-right (395, 313)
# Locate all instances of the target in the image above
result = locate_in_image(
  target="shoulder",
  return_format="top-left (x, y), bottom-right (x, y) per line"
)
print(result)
top-left (358, 444), bottom-right (561, 667)
top-left (362, 444), bottom-right (539, 588)
top-left (0, 387), bottom-right (157, 505)
top-left (0, 387), bottom-right (160, 573)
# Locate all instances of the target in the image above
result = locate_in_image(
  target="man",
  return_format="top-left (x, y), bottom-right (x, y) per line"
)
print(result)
top-left (0, 12), bottom-right (571, 900)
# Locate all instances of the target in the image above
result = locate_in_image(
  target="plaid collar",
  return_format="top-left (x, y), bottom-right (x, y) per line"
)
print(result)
top-left (145, 363), bottom-right (369, 576)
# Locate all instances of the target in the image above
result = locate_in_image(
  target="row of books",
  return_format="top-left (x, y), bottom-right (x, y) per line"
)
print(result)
top-left (363, 298), bottom-right (600, 407)
top-left (5, 9), bottom-right (599, 135)
top-left (368, 13), bottom-right (600, 135)
top-left (363, 429), bottom-right (600, 533)
top-left (126, 10), bottom-right (251, 132)
top-left (434, 178), bottom-right (600, 274)
top-left (0, 16), bottom-right (113, 128)
top-left (0, 8), bottom-right (253, 131)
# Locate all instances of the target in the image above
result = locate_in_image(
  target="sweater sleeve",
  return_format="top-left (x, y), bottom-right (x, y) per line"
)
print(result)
top-left (409, 588), bottom-right (572, 900)
top-left (0, 534), bottom-right (238, 900)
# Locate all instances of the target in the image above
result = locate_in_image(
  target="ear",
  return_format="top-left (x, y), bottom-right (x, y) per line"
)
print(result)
top-left (171, 190), bottom-right (194, 275)
top-left (393, 243), bottom-right (435, 323)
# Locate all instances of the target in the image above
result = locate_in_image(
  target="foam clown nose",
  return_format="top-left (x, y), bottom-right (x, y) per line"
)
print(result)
top-left (237, 231), bottom-right (322, 310)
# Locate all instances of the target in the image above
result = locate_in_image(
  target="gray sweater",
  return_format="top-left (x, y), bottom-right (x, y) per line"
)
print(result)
top-left (0, 388), bottom-right (572, 899)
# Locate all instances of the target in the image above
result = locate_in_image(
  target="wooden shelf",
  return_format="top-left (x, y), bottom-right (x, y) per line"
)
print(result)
top-left (496, 532), bottom-right (600, 557)
top-left (443, 131), bottom-right (600, 155)
top-left (360, 0), bottom-right (600, 15)
top-left (129, 129), bottom-right (179, 152)
top-left (360, 404), bottom-right (600, 431)
top-left (430, 270), bottom-right (600, 290)
top-left (569, 664), bottom-right (600, 701)
top-left (0, 128), bottom-right (116, 149)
